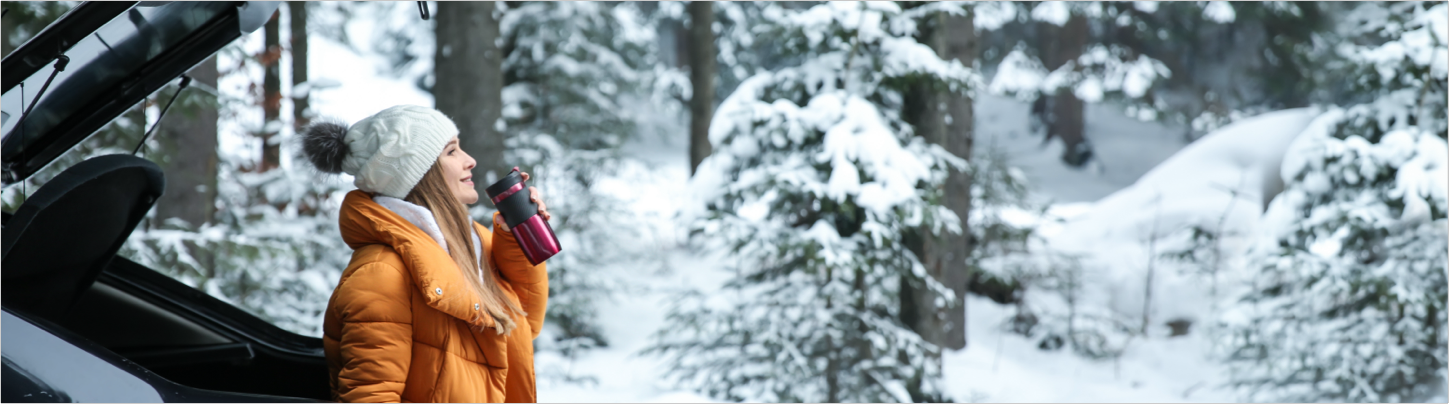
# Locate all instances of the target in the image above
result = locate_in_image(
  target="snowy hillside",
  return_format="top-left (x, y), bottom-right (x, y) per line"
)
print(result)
top-left (522, 92), bottom-right (1340, 402)
top-left (280, 3), bottom-right (1444, 402)
top-left (973, 93), bottom-right (1191, 203)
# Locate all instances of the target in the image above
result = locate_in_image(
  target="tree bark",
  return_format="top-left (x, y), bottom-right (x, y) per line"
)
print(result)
top-left (154, 56), bottom-right (220, 272)
top-left (901, 12), bottom-right (947, 349)
top-left (687, 1), bottom-right (716, 176)
top-left (155, 56), bottom-right (220, 229)
top-left (289, 1), bottom-right (309, 130)
top-left (435, 1), bottom-right (507, 195)
top-left (902, 8), bottom-right (974, 353)
top-left (1040, 12), bottom-right (1091, 167)
top-left (261, 10), bottom-right (282, 172)
top-left (938, 7), bottom-right (976, 351)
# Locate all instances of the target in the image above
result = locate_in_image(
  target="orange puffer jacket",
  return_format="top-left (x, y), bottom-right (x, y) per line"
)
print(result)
top-left (323, 190), bottom-right (548, 403)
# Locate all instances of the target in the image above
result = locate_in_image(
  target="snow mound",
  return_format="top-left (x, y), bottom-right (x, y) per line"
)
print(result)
top-left (1044, 108), bottom-right (1321, 329)
top-left (1053, 108), bottom-right (1320, 250)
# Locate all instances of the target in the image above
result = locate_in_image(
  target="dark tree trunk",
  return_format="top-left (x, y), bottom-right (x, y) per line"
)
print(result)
top-left (1040, 13), bottom-right (1091, 167)
top-left (289, 1), bottom-right (309, 130)
top-left (901, 11), bottom-right (947, 349)
top-left (938, 7), bottom-right (976, 351)
top-left (435, 1), bottom-right (506, 195)
top-left (154, 56), bottom-right (220, 270)
top-left (672, 18), bottom-right (689, 70)
top-left (687, 1), bottom-right (716, 176)
top-left (260, 11), bottom-right (282, 172)
top-left (156, 56), bottom-right (220, 229)
top-left (902, 7), bottom-right (974, 358)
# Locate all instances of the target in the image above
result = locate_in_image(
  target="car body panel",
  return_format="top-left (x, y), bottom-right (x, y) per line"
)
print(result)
top-left (3, 310), bottom-right (167, 402)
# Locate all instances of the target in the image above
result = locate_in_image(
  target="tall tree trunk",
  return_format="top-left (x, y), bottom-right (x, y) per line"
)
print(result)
top-left (901, 11), bottom-right (948, 348)
top-left (289, 1), bottom-right (309, 130)
top-left (902, 9), bottom-right (974, 355)
top-left (1040, 12), bottom-right (1091, 167)
top-left (687, 1), bottom-right (716, 175)
top-left (156, 57), bottom-right (220, 229)
top-left (261, 11), bottom-right (282, 172)
top-left (938, 7), bottom-right (975, 351)
top-left (155, 56), bottom-right (220, 271)
top-left (435, 1), bottom-right (506, 196)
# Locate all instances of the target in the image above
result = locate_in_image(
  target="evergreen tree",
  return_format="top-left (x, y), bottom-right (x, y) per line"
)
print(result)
top-left (1223, 2), bottom-right (1448, 402)
top-left (0, 1), bottom-right (73, 57)
top-left (118, 7), bottom-right (351, 336)
top-left (497, 1), bottom-right (663, 379)
top-left (645, 3), bottom-right (974, 401)
top-left (1097, 1), bottom-right (1335, 136)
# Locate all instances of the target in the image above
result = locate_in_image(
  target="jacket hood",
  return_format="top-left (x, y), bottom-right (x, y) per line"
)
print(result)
top-left (337, 190), bottom-right (491, 329)
top-left (371, 194), bottom-right (484, 271)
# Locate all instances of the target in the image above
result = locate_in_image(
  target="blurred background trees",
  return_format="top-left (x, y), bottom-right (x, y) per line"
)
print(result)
top-left (3, 1), bottom-right (1443, 402)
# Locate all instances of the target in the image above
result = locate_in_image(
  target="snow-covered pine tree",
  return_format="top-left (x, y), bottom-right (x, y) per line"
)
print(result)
top-left (986, 2), bottom-right (1334, 159)
top-left (496, 1), bottom-right (663, 375)
top-left (501, 1), bottom-right (655, 153)
top-left (645, 2), bottom-right (973, 402)
top-left (1223, 2), bottom-right (1448, 402)
top-left (120, 29), bottom-right (352, 335)
top-left (1093, 1), bottom-right (1335, 136)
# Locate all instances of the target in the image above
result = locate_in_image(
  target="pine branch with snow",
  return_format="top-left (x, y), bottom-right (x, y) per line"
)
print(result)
top-left (497, 1), bottom-right (667, 378)
top-left (645, 3), bottom-right (979, 402)
top-left (1224, 4), bottom-right (1448, 401)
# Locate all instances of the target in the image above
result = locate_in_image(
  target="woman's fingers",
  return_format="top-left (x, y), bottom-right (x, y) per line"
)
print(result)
top-left (494, 212), bottom-right (509, 232)
top-left (529, 186), bottom-right (551, 221)
top-left (520, 172), bottom-right (531, 182)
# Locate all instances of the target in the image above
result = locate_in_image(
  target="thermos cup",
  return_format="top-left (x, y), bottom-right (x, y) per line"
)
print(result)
top-left (485, 167), bottom-right (561, 265)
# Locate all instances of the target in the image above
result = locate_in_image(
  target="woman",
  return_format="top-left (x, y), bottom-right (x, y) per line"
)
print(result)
top-left (301, 105), bottom-right (550, 403)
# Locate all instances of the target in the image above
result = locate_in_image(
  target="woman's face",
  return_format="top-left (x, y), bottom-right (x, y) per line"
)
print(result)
top-left (438, 136), bottom-right (479, 205)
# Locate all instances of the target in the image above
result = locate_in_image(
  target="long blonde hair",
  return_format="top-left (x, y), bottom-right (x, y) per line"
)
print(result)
top-left (405, 162), bottom-right (526, 335)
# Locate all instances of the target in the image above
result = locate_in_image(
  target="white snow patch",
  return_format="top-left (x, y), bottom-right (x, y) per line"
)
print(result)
top-left (1202, 2), bottom-right (1236, 24)
top-left (1031, 2), bottom-right (1071, 26)
top-left (973, 2), bottom-right (1019, 31)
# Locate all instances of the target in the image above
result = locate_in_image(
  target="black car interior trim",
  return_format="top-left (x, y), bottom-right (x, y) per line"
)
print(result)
top-left (1, 154), bottom-right (165, 322)
top-left (121, 342), bottom-right (257, 369)
top-left (3, 307), bottom-right (317, 403)
top-left (63, 281), bottom-right (232, 349)
top-left (99, 257), bottom-right (327, 358)
top-left (97, 258), bottom-right (331, 400)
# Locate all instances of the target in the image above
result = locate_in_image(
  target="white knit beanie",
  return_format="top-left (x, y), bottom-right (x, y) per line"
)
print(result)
top-left (300, 105), bottom-right (459, 199)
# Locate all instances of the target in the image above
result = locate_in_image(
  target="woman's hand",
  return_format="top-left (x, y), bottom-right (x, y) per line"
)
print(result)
top-left (494, 171), bottom-right (551, 232)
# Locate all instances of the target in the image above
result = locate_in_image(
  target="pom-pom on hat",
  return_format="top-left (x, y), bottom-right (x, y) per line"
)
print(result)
top-left (301, 105), bottom-right (459, 198)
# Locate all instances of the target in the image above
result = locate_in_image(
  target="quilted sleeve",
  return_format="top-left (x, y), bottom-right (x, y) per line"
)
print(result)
top-left (488, 212), bottom-right (549, 339)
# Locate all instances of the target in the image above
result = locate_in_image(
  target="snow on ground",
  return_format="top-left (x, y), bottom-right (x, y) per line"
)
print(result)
top-left (299, 18), bottom-right (1322, 402)
top-left (529, 96), bottom-right (1323, 402)
top-left (973, 94), bottom-right (1191, 203)
top-left (1043, 108), bottom-right (1320, 327)
top-left (535, 248), bottom-right (728, 403)
top-left (944, 294), bottom-right (1233, 403)
top-left (951, 107), bottom-right (1322, 403)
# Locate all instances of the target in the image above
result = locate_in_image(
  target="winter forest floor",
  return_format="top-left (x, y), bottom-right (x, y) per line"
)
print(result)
top-left (297, 25), bottom-right (1441, 402)
top-left (530, 93), bottom-right (1244, 402)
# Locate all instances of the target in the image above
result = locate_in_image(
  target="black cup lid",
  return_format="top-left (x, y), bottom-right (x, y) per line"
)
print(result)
top-left (485, 168), bottom-right (523, 198)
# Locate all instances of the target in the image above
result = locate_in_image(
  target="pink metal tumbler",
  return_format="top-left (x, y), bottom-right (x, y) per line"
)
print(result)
top-left (485, 167), bottom-right (561, 265)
